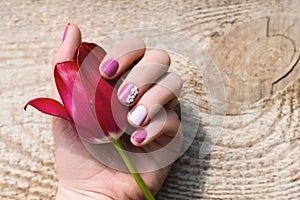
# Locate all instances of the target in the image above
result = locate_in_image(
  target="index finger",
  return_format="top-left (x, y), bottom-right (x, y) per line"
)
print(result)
top-left (99, 37), bottom-right (146, 79)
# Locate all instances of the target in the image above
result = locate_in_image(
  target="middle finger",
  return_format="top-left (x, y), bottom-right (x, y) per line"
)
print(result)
top-left (117, 49), bottom-right (171, 106)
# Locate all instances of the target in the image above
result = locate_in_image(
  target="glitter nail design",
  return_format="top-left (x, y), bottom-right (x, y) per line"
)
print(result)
top-left (118, 84), bottom-right (139, 104)
top-left (125, 86), bottom-right (139, 103)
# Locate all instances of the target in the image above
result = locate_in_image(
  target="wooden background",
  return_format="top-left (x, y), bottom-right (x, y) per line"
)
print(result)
top-left (1, 0), bottom-right (299, 199)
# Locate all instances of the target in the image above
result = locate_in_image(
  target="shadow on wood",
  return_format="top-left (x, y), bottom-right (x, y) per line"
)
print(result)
top-left (157, 115), bottom-right (210, 199)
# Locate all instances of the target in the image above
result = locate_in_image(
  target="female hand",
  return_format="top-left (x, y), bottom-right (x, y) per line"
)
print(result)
top-left (53, 24), bottom-right (182, 200)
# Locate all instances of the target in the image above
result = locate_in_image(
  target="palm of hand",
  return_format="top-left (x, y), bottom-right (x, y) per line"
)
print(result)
top-left (53, 118), bottom-right (170, 199)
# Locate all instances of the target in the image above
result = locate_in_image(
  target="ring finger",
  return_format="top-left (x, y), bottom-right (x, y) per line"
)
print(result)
top-left (117, 49), bottom-right (171, 106)
top-left (127, 72), bottom-right (183, 127)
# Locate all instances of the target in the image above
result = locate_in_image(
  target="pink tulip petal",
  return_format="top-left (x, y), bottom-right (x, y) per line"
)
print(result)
top-left (71, 77), bottom-right (110, 143)
top-left (78, 42), bottom-right (106, 65)
top-left (54, 61), bottom-right (79, 115)
top-left (24, 98), bottom-right (72, 122)
top-left (77, 43), bottom-right (105, 96)
top-left (53, 44), bottom-right (108, 143)
top-left (27, 42), bottom-right (127, 144)
top-left (87, 43), bottom-right (106, 63)
top-left (77, 42), bottom-right (97, 64)
top-left (77, 43), bottom-right (127, 139)
top-left (71, 44), bottom-right (110, 142)
top-left (95, 78), bottom-right (127, 137)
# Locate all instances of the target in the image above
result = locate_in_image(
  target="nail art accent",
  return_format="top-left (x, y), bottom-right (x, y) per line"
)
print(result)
top-left (101, 59), bottom-right (119, 77)
top-left (132, 129), bottom-right (147, 143)
top-left (129, 105), bottom-right (147, 126)
top-left (118, 83), bottom-right (139, 104)
top-left (62, 23), bottom-right (70, 42)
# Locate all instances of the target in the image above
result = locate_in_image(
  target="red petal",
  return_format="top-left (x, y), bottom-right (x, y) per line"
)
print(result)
top-left (24, 98), bottom-right (72, 122)
top-left (53, 42), bottom-right (125, 143)
top-left (77, 42), bottom-right (97, 64)
top-left (71, 45), bottom-right (110, 142)
top-left (54, 61), bottom-right (79, 115)
top-left (95, 77), bottom-right (127, 138)
top-left (78, 42), bottom-right (106, 65)
top-left (77, 43), bottom-right (106, 96)
top-left (71, 77), bottom-right (110, 143)
top-left (55, 51), bottom-right (108, 143)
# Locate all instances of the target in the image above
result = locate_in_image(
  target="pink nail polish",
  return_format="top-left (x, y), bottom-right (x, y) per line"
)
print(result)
top-left (101, 59), bottom-right (119, 77)
top-left (118, 83), bottom-right (139, 104)
top-left (132, 129), bottom-right (147, 143)
top-left (62, 23), bottom-right (70, 42)
top-left (129, 105), bottom-right (147, 126)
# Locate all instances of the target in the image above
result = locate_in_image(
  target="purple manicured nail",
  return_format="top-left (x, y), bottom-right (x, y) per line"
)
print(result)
top-left (132, 129), bottom-right (147, 143)
top-left (101, 59), bottom-right (119, 77)
top-left (129, 105), bottom-right (147, 126)
top-left (62, 23), bottom-right (70, 42)
top-left (118, 83), bottom-right (139, 104)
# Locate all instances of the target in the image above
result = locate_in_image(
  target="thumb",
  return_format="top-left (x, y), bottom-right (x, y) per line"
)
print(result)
top-left (51, 24), bottom-right (83, 152)
top-left (52, 23), bottom-right (82, 100)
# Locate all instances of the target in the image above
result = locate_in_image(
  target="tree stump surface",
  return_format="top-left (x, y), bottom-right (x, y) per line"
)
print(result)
top-left (0, 0), bottom-right (299, 199)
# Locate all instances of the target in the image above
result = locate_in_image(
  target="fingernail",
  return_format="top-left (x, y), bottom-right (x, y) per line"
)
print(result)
top-left (118, 83), bottom-right (139, 104)
top-left (62, 23), bottom-right (70, 42)
top-left (129, 105), bottom-right (147, 126)
top-left (101, 59), bottom-right (119, 77)
top-left (132, 129), bottom-right (147, 143)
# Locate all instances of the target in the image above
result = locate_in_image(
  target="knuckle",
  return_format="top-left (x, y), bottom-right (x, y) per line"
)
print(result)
top-left (126, 36), bottom-right (146, 49)
top-left (168, 110), bottom-right (181, 126)
top-left (166, 72), bottom-right (183, 94)
top-left (149, 49), bottom-right (171, 66)
top-left (171, 72), bottom-right (183, 89)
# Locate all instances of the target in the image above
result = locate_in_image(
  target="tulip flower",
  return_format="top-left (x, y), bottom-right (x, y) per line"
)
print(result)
top-left (25, 42), bottom-right (154, 199)
top-left (25, 42), bottom-right (127, 143)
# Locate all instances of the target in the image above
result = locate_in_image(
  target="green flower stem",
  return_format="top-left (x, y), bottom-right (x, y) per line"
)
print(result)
top-left (112, 139), bottom-right (155, 200)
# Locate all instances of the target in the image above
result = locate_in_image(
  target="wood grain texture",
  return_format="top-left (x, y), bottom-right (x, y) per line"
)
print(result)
top-left (0, 0), bottom-right (299, 199)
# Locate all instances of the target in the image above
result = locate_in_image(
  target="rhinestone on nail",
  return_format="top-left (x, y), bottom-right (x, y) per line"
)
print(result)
top-left (125, 86), bottom-right (139, 104)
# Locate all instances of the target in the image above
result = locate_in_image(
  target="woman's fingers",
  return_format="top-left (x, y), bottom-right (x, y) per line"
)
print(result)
top-left (130, 110), bottom-right (182, 148)
top-left (117, 49), bottom-right (171, 106)
top-left (99, 37), bottom-right (146, 79)
top-left (127, 72), bottom-right (182, 127)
